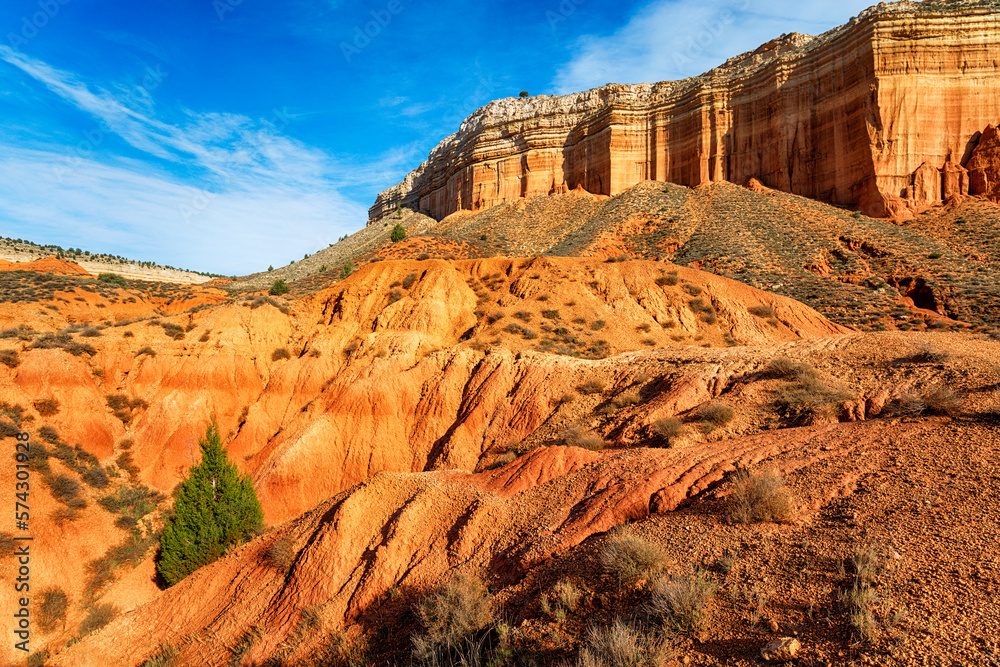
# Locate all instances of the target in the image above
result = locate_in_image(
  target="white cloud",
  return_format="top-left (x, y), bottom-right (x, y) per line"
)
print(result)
top-left (0, 47), bottom-right (408, 274)
top-left (552, 0), bottom-right (878, 94)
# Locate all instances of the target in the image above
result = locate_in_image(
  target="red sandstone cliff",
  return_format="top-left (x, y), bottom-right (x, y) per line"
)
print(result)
top-left (368, 1), bottom-right (1000, 222)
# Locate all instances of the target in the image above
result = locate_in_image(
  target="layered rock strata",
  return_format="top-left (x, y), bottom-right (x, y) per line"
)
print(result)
top-left (369, 1), bottom-right (1000, 222)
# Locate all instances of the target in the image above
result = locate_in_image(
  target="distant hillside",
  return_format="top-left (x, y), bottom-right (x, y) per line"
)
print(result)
top-left (0, 236), bottom-right (221, 285)
top-left (260, 180), bottom-right (1000, 333)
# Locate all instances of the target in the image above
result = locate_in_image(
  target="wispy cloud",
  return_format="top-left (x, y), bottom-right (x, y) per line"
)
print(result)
top-left (552, 0), bottom-right (877, 94)
top-left (0, 47), bottom-right (407, 274)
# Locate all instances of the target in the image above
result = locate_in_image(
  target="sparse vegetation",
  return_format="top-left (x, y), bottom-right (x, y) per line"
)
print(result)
top-left (600, 526), bottom-right (664, 585)
top-left (391, 223), bottom-right (407, 243)
top-left (748, 305), bottom-right (775, 318)
top-left (561, 424), bottom-right (607, 451)
top-left (577, 619), bottom-right (671, 667)
top-left (773, 363), bottom-right (853, 424)
top-left (38, 587), bottom-right (69, 633)
top-left (266, 537), bottom-right (295, 571)
top-left (412, 572), bottom-right (495, 665)
top-left (33, 398), bottom-right (59, 416)
top-left (270, 279), bottom-right (290, 296)
top-left (0, 349), bottom-right (21, 368)
top-left (651, 417), bottom-right (683, 447)
top-left (97, 273), bottom-right (128, 288)
top-left (646, 569), bottom-right (717, 633)
top-left (79, 603), bottom-right (118, 635)
top-left (272, 348), bottom-right (292, 361)
top-left (697, 401), bottom-right (734, 431)
top-left (577, 380), bottom-right (605, 395)
top-left (725, 469), bottom-right (794, 524)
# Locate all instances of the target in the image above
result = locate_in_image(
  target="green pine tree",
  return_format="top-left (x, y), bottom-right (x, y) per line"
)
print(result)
top-left (156, 423), bottom-right (263, 586)
top-left (390, 223), bottom-right (406, 243)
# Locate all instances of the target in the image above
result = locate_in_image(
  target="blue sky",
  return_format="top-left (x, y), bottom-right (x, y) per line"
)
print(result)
top-left (0, 0), bottom-right (876, 275)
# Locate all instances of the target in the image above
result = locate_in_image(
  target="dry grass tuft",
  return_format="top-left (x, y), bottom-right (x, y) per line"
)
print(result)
top-left (577, 619), bottom-right (672, 667)
top-left (651, 417), bottom-right (683, 447)
top-left (725, 469), bottom-right (794, 524)
top-left (412, 572), bottom-right (494, 662)
top-left (266, 537), bottom-right (296, 572)
top-left (600, 526), bottom-right (664, 585)
top-left (562, 424), bottom-right (607, 451)
top-left (645, 570), bottom-right (717, 633)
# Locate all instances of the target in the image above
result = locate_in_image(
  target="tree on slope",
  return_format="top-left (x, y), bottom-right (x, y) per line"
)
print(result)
top-left (157, 422), bottom-right (263, 586)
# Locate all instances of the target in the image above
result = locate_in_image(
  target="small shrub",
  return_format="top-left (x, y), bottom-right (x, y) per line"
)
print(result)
top-left (922, 387), bottom-right (962, 416)
top-left (651, 418), bottom-right (683, 446)
top-left (46, 474), bottom-right (82, 504)
top-left (646, 570), bottom-right (717, 633)
top-left (413, 572), bottom-right (494, 653)
top-left (486, 311), bottom-right (504, 324)
top-left (270, 279), bottom-right (290, 296)
top-left (140, 645), bottom-right (181, 667)
top-left (683, 284), bottom-right (703, 296)
top-left (80, 326), bottom-right (102, 338)
top-left (416, 253), bottom-right (430, 261)
top-left (553, 580), bottom-right (582, 613)
top-left (763, 357), bottom-right (802, 379)
top-left (774, 365), bottom-right (853, 424)
top-left (513, 311), bottom-right (532, 322)
top-left (590, 319), bottom-right (606, 331)
top-left (0, 532), bottom-right (15, 558)
top-left (0, 350), bottom-right (20, 368)
top-left (402, 272), bottom-right (418, 289)
top-left (38, 425), bottom-right (60, 444)
top-left (272, 348), bottom-right (292, 361)
top-left (38, 587), bottom-right (69, 633)
top-left (390, 223), bottom-right (407, 243)
top-left (600, 526), bottom-right (664, 585)
top-left (542, 310), bottom-right (560, 320)
top-left (725, 469), bottom-right (794, 524)
top-left (267, 537), bottom-right (295, 571)
top-left (698, 401), bottom-right (734, 431)
top-left (135, 346), bottom-right (156, 357)
top-left (562, 424), bottom-right (606, 451)
top-left (388, 287), bottom-right (404, 303)
top-left (198, 330), bottom-right (211, 342)
top-left (124, 331), bottom-right (135, 338)
top-left (577, 380), bottom-right (605, 395)
top-left (748, 305), bottom-right (775, 318)
top-left (33, 398), bottom-right (59, 416)
top-left (339, 260), bottom-right (355, 279)
top-left (577, 619), bottom-right (671, 667)
top-left (82, 466), bottom-right (110, 489)
top-left (97, 273), bottom-right (128, 288)
top-left (610, 391), bottom-right (642, 409)
top-left (79, 603), bottom-right (118, 635)
top-left (655, 274), bottom-right (679, 287)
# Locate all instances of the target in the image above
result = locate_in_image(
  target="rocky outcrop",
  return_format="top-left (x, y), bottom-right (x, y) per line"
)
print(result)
top-left (369, 2), bottom-right (1000, 222)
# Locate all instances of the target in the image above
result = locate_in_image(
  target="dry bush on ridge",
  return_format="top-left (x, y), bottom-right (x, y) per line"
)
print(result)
top-left (725, 469), bottom-right (794, 524)
top-left (610, 391), bottom-right (642, 409)
top-left (577, 380), bottom-right (605, 395)
top-left (697, 401), bottom-right (734, 431)
top-left (267, 537), bottom-right (296, 572)
top-left (272, 348), bottom-right (292, 361)
top-left (33, 398), bottom-right (59, 416)
top-left (773, 363), bottom-right (853, 424)
top-left (600, 526), bottom-right (664, 585)
top-left (748, 305), bottom-right (775, 318)
top-left (645, 570), bottom-right (717, 633)
top-left (561, 424), bottom-right (607, 451)
top-left (651, 418), bottom-right (683, 447)
top-left (79, 603), bottom-right (118, 635)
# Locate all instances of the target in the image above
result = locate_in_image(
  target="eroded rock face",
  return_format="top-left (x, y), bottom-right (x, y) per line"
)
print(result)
top-left (369, 3), bottom-right (1000, 222)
